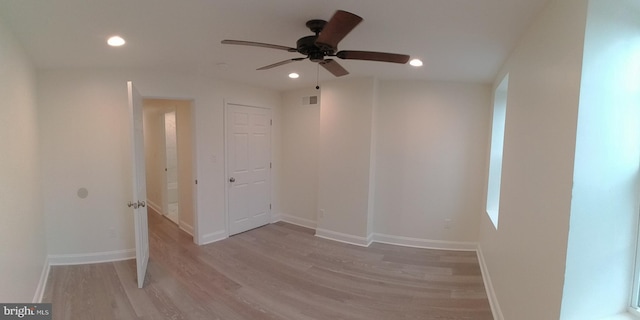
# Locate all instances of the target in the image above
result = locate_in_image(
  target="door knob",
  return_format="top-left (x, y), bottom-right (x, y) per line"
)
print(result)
top-left (229, 177), bottom-right (235, 183)
top-left (138, 200), bottom-right (146, 208)
top-left (127, 201), bottom-right (139, 209)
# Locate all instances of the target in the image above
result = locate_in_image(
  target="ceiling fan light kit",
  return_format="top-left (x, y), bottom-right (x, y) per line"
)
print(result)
top-left (221, 10), bottom-right (411, 78)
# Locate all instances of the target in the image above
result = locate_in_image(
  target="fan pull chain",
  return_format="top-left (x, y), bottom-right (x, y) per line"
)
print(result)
top-left (316, 63), bottom-right (320, 90)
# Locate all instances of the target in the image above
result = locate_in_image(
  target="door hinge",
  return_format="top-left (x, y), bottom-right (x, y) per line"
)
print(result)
top-left (195, 179), bottom-right (198, 185)
top-left (269, 204), bottom-right (272, 210)
top-left (270, 119), bottom-right (272, 126)
top-left (270, 162), bottom-right (272, 169)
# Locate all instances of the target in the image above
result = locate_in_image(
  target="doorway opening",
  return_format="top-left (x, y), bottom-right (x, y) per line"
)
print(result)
top-left (143, 98), bottom-right (196, 237)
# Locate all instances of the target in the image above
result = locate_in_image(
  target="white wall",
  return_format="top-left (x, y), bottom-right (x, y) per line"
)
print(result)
top-left (38, 68), bottom-right (282, 256)
top-left (175, 101), bottom-right (195, 234)
top-left (477, 0), bottom-right (588, 319)
top-left (279, 80), bottom-right (491, 246)
top-left (280, 88), bottom-right (320, 227)
top-left (0, 18), bottom-right (47, 302)
top-left (317, 77), bottom-right (376, 242)
top-left (38, 70), bottom-right (136, 255)
top-left (561, 0), bottom-right (640, 318)
top-left (374, 81), bottom-right (490, 241)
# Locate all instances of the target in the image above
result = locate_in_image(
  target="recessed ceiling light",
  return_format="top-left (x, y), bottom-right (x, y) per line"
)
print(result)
top-left (289, 73), bottom-right (300, 79)
top-left (107, 36), bottom-right (126, 47)
top-left (409, 59), bottom-right (423, 67)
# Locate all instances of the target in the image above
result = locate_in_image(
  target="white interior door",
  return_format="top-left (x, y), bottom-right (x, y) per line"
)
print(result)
top-left (127, 81), bottom-right (149, 288)
top-left (226, 103), bottom-right (271, 236)
top-left (163, 110), bottom-right (179, 224)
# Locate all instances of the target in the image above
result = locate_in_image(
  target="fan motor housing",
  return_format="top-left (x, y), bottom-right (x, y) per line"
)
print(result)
top-left (296, 19), bottom-right (335, 61)
top-left (297, 35), bottom-right (335, 61)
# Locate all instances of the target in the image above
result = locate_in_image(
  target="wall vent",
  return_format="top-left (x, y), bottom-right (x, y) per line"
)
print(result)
top-left (302, 95), bottom-right (319, 106)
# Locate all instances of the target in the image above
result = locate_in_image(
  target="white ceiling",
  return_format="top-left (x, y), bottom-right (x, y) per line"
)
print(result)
top-left (0, 0), bottom-right (549, 91)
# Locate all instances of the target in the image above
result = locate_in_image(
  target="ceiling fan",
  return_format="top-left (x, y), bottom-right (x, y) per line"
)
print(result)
top-left (221, 10), bottom-right (411, 77)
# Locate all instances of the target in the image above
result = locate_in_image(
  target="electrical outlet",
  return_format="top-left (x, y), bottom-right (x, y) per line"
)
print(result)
top-left (318, 209), bottom-right (325, 219)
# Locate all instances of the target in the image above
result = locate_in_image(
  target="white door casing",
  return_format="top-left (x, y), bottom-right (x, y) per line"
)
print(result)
top-left (127, 81), bottom-right (149, 288)
top-left (226, 103), bottom-right (271, 236)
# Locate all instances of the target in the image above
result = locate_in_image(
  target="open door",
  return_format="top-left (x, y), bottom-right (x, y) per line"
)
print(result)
top-left (127, 81), bottom-right (149, 288)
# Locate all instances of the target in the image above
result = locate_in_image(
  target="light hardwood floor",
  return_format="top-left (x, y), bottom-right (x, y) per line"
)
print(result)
top-left (42, 211), bottom-right (493, 319)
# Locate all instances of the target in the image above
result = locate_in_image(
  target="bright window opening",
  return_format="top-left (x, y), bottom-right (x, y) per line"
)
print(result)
top-left (486, 74), bottom-right (509, 229)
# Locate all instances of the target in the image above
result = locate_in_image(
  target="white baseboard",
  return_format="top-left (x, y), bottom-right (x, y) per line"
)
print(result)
top-left (201, 230), bottom-right (227, 245)
top-left (147, 200), bottom-right (163, 215)
top-left (315, 228), bottom-right (372, 247)
top-left (271, 212), bottom-right (282, 223)
top-left (48, 249), bottom-right (135, 266)
top-left (372, 233), bottom-right (477, 251)
top-left (476, 244), bottom-right (503, 320)
top-left (33, 257), bottom-right (50, 303)
top-left (310, 225), bottom-right (478, 252)
top-left (279, 213), bottom-right (317, 230)
top-left (179, 222), bottom-right (194, 236)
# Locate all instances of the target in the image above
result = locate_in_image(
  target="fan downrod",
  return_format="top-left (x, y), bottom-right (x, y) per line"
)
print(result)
top-left (306, 19), bottom-right (326, 34)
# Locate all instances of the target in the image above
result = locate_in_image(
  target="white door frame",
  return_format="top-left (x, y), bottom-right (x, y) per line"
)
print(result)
top-left (224, 101), bottom-right (272, 236)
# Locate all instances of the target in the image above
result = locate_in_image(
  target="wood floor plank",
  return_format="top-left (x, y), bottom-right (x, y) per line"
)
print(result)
top-left (113, 260), bottom-right (171, 319)
top-left (44, 212), bottom-right (493, 319)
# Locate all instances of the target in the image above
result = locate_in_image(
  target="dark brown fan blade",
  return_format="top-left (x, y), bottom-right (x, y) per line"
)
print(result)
top-left (336, 50), bottom-right (410, 64)
top-left (315, 10), bottom-right (363, 51)
top-left (222, 40), bottom-right (297, 52)
top-left (319, 59), bottom-right (349, 77)
top-left (257, 58), bottom-right (306, 70)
